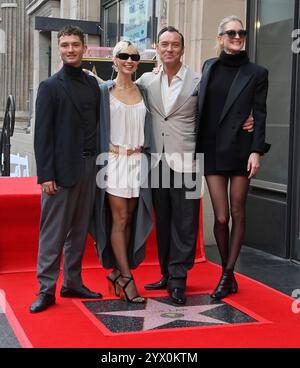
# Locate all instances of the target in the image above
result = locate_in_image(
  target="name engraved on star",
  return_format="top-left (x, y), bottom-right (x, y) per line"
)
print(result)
top-left (160, 312), bottom-right (185, 318)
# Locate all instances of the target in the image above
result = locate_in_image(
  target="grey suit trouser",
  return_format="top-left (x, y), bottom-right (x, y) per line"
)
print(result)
top-left (152, 159), bottom-right (200, 290)
top-left (37, 156), bottom-right (96, 295)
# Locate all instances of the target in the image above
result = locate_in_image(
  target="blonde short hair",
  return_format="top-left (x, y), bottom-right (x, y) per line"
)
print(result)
top-left (112, 40), bottom-right (139, 71)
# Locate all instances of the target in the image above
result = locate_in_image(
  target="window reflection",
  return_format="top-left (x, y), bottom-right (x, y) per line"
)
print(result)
top-left (255, 0), bottom-right (295, 186)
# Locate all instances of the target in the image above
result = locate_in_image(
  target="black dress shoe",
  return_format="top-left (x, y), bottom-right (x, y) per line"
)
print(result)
top-left (168, 288), bottom-right (186, 305)
top-left (30, 293), bottom-right (55, 313)
top-left (60, 285), bottom-right (102, 299)
top-left (144, 276), bottom-right (168, 290)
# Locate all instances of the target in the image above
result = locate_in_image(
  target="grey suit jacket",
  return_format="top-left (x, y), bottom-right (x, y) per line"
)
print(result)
top-left (138, 66), bottom-right (201, 173)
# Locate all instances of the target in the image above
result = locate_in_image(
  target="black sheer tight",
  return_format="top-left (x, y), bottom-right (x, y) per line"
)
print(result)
top-left (206, 175), bottom-right (249, 271)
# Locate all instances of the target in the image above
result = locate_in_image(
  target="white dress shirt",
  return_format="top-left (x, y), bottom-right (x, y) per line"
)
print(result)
top-left (161, 63), bottom-right (187, 115)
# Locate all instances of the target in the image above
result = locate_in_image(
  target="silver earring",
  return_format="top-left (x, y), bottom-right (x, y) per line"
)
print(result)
top-left (111, 66), bottom-right (116, 80)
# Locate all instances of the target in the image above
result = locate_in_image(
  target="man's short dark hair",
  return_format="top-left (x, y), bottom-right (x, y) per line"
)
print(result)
top-left (57, 25), bottom-right (85, 45)
top-left (157, 26), bottom-right (185, 48)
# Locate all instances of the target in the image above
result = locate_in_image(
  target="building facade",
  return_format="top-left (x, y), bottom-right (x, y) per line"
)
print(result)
top-left (1, 0), bottom-right (299, 262)
top-left (0, 0), bottom-right (33, 171)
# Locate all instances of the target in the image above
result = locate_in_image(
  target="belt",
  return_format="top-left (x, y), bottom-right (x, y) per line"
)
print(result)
top-left (109, 144), bottom-right (143, 156)
top-left (82, 150), bottom-right (96, 158)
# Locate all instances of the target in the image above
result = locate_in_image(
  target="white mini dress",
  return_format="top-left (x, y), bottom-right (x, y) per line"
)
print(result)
top-left (106, 93), bottom-right (146, 198)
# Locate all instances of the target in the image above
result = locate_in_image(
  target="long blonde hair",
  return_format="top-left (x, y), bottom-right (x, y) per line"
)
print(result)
top-left (216, 15), bottom-right (244, 55)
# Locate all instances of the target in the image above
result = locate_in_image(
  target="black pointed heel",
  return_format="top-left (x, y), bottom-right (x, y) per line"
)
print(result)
top-left (211, 269), bottom-right (238, 300)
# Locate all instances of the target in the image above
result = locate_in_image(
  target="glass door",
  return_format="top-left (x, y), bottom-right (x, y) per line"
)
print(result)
top-left (253, 0), bottom-right (295, 190)
top-left (255, 0), bottom-right (300, 262)
top-left (290, 1), bottom-right (300, 262)
top-left (245, 0), bottom-right (297, 258)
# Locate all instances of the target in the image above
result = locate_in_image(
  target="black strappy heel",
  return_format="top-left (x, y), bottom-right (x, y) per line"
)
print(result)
top-left (118, 276), bottom-right (145, 304)
top-left (106, 269), bottom-right (121, 296)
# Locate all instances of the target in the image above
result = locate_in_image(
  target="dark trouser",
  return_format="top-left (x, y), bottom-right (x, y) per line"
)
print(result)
top-left (151, 160), bottom-right (200, 290)
top-left (37, 157), bottom-right (96, 295)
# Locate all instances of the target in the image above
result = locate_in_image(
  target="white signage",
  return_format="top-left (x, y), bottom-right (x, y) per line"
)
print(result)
top-left (123, 0), bottom-right (151, 50)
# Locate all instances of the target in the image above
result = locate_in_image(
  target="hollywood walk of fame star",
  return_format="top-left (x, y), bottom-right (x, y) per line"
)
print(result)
top-left (96, 298), bottom-right (228, 331)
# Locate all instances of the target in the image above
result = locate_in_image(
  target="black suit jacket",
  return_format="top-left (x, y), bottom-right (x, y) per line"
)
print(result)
top-left (34, 67), bottom-right (100, 187)
top-left (196, 58), bottom-right (269, 171)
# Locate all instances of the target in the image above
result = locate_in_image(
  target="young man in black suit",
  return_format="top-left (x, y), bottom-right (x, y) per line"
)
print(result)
top-left (30, 26), bottom-right (102, 313)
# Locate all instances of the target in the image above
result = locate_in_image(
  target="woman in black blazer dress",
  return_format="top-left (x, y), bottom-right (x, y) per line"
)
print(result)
top-left (197, 15), bottom-right (269, 300)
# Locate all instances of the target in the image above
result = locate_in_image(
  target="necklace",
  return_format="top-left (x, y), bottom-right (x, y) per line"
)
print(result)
top-left (114, 84), bottom-right (135, 91)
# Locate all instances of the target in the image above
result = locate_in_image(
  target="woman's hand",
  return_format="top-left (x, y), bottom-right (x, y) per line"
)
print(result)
top-left (247, 153), bottom-right (261, 179)
top-left (242, 115), bottom-right (254, 132)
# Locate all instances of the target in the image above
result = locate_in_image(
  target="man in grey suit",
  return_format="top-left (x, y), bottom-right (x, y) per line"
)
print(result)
top-left (140, 26), bottom-right (253, 305)
top-left (139, 26), bottom-right (201, 305)
top-left (30, 26), bottom-right (102, 313)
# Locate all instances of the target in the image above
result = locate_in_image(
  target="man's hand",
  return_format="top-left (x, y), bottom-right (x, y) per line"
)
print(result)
top-left (152, 63), bottom-right (163, 74)
top-left (247, 153), bottom-right (260, 179)
top-left (242, 115), bottom-right (254, 132)
top-left (82, 68), bottom-right (104, 84)
top-left (41, 181), bottom-right (58, 196)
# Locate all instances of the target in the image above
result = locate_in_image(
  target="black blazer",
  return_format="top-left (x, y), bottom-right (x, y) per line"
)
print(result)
top-left (196, 57), bottom-right (269, 171)
top-left (34, 68), bottom-right (100, 187)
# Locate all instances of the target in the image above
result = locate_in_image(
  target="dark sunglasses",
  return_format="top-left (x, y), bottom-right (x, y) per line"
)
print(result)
top-left (116, 53), bottom-right (141, 62)
top-left (220, 30), bottom-right (247, 39)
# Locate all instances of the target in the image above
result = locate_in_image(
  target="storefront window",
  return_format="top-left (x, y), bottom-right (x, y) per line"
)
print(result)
top-left (254, 0), bottom-right (295, 187)
top-left (102, 0), bottom-right (157, 51)
top-left (104, 1), bottom-right (118, 47)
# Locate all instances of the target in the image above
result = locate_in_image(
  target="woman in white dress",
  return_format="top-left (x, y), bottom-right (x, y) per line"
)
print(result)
top-left (93, 41), bottom-right (153, 303)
